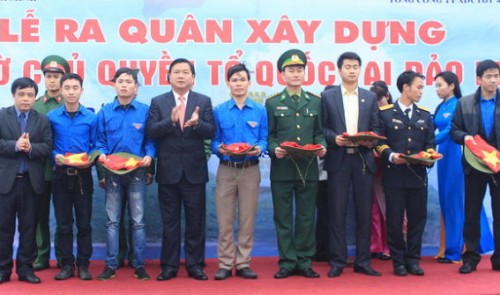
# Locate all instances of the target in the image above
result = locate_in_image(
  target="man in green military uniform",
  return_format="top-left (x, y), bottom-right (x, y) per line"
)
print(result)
top-left (266, 49), bottom-right (326, 279)
top-left (33, 55), bottom-right (70, 271)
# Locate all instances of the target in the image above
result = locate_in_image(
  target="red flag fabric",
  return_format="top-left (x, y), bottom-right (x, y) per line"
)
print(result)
top-left (221, 143), bottom-right (252, 155)
top-left (465, 135), bottom-right (500, 173)
top-left (342, 131), bottom-right (387, 141)
top-left (99, 154), bottom-right (141, 171)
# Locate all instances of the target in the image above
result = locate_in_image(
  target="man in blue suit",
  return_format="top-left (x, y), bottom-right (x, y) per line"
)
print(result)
top-left (321, 52), bottom-right (381, 278)
top-left (147, 58), bottom-right (215, 281)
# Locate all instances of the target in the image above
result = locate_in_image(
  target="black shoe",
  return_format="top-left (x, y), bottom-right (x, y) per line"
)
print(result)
top-left (406, 264), bottom-right (424, 276)
top-left (54, 265), bottom-right (75, 280)
top-left (297, 268), bottom-right (320, 278)
top-left (19, 272), bottom-right (41, 284)
top-left (214, 268), bottom-right (232, 280)
top-left (327, 265), bottom-right (343, 278)
top-left (0, 273), bottom-right (11, 284)
top-left (33, 261), bottom-right (49, 271)
top-left (438, 257), bottom-right (452, 264)
top-left (394, 265), bottom-right (408, 276)
top-left (77, 266), bottom-right (92, 280)
top-left (97, 267), bottom-right (116, 280)
top-left (354, 265), bottom-right (382, 276)
top-left (134, 267), bottom-right (150, 280)
top-left (372, 253), bottom-right (391, 260)
top-left (493, 264), bottom-right (500, 271)
top-left (274, 268), bottom-right (292, 279)
top-left (236, 267), bottom-right (257, 279)
top-left (188, 268), bottom-right (208, 280)
top-left (459, 262), bottom-right (477, 274)
top-left (157, 268), bottom-right (177, 281)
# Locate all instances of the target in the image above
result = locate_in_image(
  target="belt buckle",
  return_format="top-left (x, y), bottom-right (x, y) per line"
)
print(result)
top-left (66, 168), bottom-right (78, 176)
top-left (346, 147), bottom-right (356, 154)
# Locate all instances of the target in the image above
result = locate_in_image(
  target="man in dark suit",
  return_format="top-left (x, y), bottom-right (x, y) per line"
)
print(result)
top-left (450, 59), bottom-right (500, 274)
top-left (321, 52), bottom-right (381, 278)
top-left (376, 70), bottom-right (435, 276)
top-left (147, 58), bottom-right (215, 281)
top-left (0, 77), bottom-right (53, 284)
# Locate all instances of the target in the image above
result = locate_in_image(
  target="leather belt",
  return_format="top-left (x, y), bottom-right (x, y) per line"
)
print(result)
top-left (16, 172), bottom-right (29, 178)
top-left (220, 159), bottom-right (259, 169)
top-left (55, 167), bottom-right (90, 176)
top-left (346, 147), bottom-right (357, 154)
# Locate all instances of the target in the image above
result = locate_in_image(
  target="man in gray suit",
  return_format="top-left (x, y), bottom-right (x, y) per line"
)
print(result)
top-left (0, 77), bottom-right (52, 284)
top-left (321, 52), bottom-right (381, 278)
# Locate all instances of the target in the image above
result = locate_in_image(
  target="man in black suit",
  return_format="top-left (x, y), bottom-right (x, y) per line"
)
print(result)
top-left (0, 77), bottom-right (53, 284)
top-left (376, 70), bottom-right (435, 276)
top-left (321, 52), bottom-right (381, 278)
top-left (147, 58), bottom-right (215, 281)
top-left (451, 59), bottom-right (500, 274)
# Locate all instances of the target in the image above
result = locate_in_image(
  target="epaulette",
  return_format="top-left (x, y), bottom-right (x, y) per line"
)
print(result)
top-left (306, 91), bottom-right (320, 99)
top-left (266, 92), bottom-right (281, 100)
top-left (379, 104), bottom-right (394, 111)
top-left (417, 105), bottom-right (430, 112)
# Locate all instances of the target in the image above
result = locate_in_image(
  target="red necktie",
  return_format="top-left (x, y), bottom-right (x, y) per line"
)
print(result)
top-left (179, 96), bottom-right (186, 130)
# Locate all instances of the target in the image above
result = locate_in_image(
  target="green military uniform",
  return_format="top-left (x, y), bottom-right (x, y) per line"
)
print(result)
top-left (266, 88), bottom-right (326, 271)
top-left (33, 55), bottom-right (70, 270)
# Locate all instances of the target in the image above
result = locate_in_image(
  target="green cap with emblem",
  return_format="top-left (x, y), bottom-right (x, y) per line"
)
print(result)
top-left (277, 49), bottom-right (307, 73)
top-left (40, 55), bottom-right (70, 74)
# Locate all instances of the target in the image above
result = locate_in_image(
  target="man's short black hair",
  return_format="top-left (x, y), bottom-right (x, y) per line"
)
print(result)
top-left (337, 51), bottom-right (362, 69)
top-left (111, 67), bottom-right (140, 84)
top-left (226, 63), bottom-right (251, 81)
top-left (11, 77), bottom-right (38, 96)
top-left (60, 73), bottom-right (83, 87)
top-left (476, 59), bottom-right (500, 77)
top-left (396, 70), bottom-right (425, 93)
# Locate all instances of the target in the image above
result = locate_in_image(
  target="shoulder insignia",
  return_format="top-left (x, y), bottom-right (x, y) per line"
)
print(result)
top-left (306, 91), bottom-right (320, 99)
top-left (379, 104), bottom-right (394, 111)
top-left (266, 92), bottom-right (281, 100)
top-left (417, 105), bottom-right (430, 112)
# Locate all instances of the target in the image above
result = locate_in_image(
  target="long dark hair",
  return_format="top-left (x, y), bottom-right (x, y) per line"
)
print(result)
top-left (434, 71), bottom-right (462, 99)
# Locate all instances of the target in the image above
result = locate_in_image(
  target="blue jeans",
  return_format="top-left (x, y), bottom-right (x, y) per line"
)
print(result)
top-left (104, 169), bottom-right (146, 269)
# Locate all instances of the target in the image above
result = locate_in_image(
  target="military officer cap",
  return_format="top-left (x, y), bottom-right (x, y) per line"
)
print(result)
top-left (40, 55), bottom-right (70, 74)
top-left (277, 49), bottom-right (307, 73)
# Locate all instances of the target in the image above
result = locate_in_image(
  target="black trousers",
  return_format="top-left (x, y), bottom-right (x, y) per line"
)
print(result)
top-left (158, 174), bottom-right (206, 271)
top-left (463, 170), bottom-right (500, 267)
top-left (52, 170), bottom-right (94, 267)
top-left (327, 154), bottom-right (374, 268)
top-left (385, 187), bottom-right (427, 266)
top-left (0, 176), bottom-right (41, 276)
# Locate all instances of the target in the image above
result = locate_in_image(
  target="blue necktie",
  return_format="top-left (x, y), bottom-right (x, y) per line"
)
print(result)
top-left (18, 112), bottom-right (27, 173)
top-left (19, 112), bottom-right (26, 132)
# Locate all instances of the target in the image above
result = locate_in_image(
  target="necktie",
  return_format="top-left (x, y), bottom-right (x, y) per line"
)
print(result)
top-left (404, 108), bottom-right (411, 120)
top-left (291, 94), bottom-right (299, 107)
top-left (18, 112), bottom-right (27, 173)
top-left (178, 96), bottom-right (186, 131)
top-left (19, 112), bottom-right (26, 133)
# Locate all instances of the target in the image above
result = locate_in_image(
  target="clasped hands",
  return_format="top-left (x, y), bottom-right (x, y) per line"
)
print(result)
top-left (16, 132), bottom-right (31, 153)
